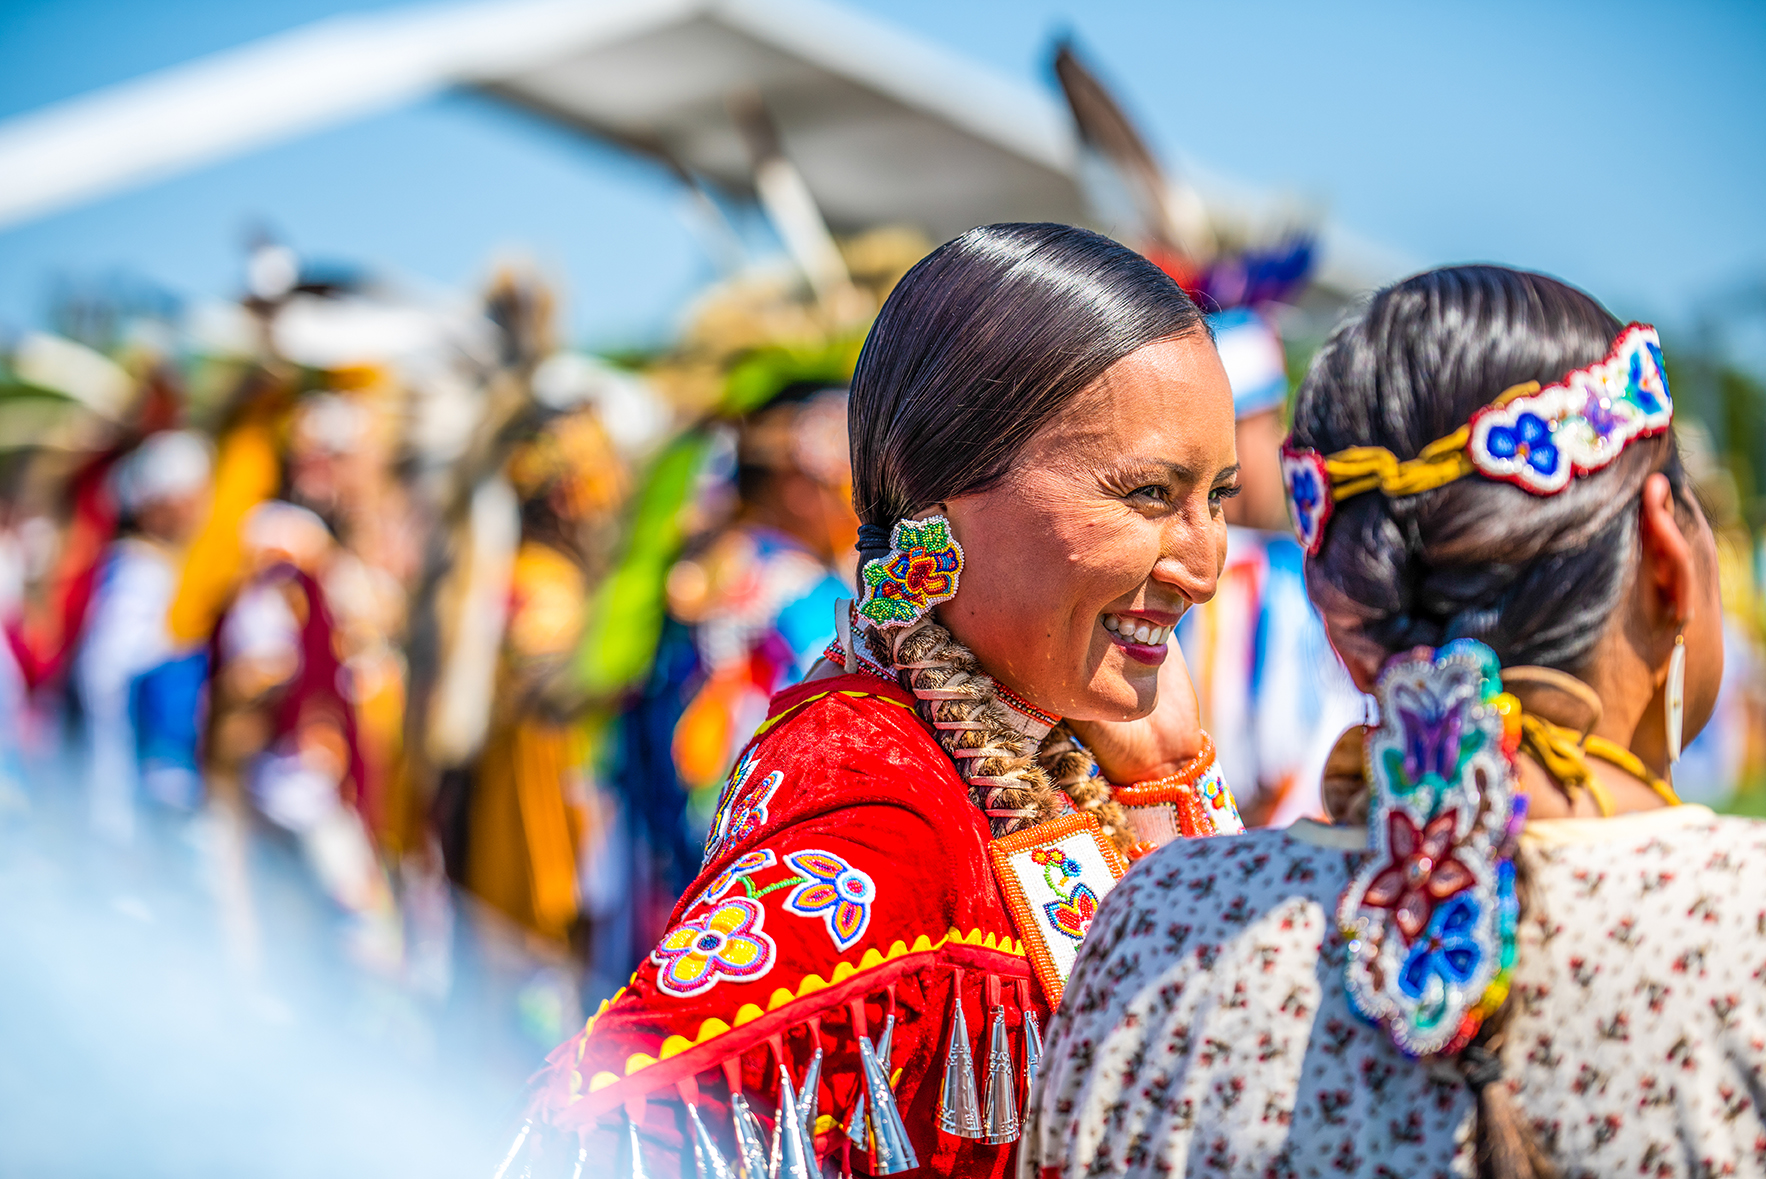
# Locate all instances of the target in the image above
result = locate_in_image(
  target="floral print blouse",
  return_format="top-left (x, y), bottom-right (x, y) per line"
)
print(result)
top-left (1024, 806), bottom-right (1766, 1179)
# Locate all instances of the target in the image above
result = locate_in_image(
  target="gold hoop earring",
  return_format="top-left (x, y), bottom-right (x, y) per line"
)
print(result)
top-left (1665, 632), bottom-right (1686, 766)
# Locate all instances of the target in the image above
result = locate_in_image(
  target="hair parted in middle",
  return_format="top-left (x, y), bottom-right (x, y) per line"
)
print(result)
top-left (847, 222), bottom-right (1208, 848)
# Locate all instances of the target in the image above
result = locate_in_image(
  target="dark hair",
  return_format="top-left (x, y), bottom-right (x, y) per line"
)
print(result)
top-left (1293, 265), bottom-right (1698, 1179)
top-left (843, 223), bottom-right (1207, 849)
top-left (1291, 264), bottom-right (1688, 674)
top-left (850, 222), bottom-right (1206, 561)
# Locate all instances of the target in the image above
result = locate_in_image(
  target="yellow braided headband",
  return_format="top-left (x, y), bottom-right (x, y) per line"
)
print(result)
top-left (1281, 323), bottom-right (1671, 555)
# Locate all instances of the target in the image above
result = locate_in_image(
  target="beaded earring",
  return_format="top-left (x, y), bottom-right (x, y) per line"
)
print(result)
top-left (855, 515), bottom-right (964, 629)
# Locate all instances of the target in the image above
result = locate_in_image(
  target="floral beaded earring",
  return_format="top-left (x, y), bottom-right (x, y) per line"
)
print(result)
top-left (855, 515), bottom-right (964, 629)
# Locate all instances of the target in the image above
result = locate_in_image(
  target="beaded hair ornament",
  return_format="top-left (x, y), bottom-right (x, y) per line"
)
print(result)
top-left (856, 515), bottom-right (964, 628)
top-left (1339, 638), bottom-right (1524, 1057)
top-left (1283, 323), bottom-right (1672, 555)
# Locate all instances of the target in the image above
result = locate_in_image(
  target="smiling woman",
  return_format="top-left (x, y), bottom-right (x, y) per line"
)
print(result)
top-left (511, 223), bottom-right (1246, 1179)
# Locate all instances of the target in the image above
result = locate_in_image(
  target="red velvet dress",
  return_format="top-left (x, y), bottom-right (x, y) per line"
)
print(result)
top-left (529, 668), bottom-right (1044, 1176)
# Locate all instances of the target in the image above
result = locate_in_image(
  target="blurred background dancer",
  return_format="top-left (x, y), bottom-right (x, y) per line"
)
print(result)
top-left (77, 429), bottom-right (213, 839)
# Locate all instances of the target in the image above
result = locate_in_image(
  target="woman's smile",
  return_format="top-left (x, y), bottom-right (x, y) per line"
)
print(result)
top-left (1100, 610), bottom-right (1178, 665)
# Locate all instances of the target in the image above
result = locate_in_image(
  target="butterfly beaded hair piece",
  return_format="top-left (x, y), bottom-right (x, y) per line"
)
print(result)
top-left (1282, 323), bottom-right (1673, 555)
top-left (1339, 638), bottom-right (1526, 1057)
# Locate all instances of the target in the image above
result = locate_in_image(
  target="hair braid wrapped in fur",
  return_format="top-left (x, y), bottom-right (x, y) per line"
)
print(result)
top-left (863, 614), bottom-right (1134, 853)
top-left (1038, 722), bottom-right (1130, 849)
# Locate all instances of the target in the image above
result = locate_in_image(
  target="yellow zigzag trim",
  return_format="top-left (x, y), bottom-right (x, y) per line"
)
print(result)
top-left (750, 687), bottom-right (916, 741)
top-left (577, 986), bottom-right (628, 1047)
top-left (581, 926), bottom-right (1022, 1095)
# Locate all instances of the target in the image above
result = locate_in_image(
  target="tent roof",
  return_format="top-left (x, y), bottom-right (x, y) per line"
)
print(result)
top-left (0, 0), bottom-right (1085, 237)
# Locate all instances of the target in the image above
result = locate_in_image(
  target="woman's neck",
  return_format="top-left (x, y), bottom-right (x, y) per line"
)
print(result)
top-left (1508, 676), bottom-right (1673, 820)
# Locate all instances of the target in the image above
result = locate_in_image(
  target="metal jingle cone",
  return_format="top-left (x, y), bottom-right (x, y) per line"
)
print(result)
top-left (981, 1006), bottom-right (1020, 1145)
top-left (491, 1119), bottom-right (533, 1179)
top-left (730, 1092), bottom-right (770, 1179)
top-left (570, 1143), bottom-right (589, 1179)
top-left (767, 1061), bottom-right (814, 1179)
top-left (687, 1101), bottom-right (736, 1179)
top-left (937, 985), bottom-right (983, 1138)
top-left (843, 1092), bottom-right (868, 1155)
top-left (874, 1013), bottom-right (895, 1070)
top-left (796, 1043), bottom-right (823, 1147)
top-left (1023, 1008), bottom-right (1044, 1099)
top-left (856, 1022), bottom-right (919, 1173)
top-left (626, 1114), bottom-right (653, 1179)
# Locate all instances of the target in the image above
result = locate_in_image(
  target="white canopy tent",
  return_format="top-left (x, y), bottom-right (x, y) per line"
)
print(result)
top-left (0, 0), bottom-right (1407, 292)
top-left (0, 0), bottom-right (1085, 240)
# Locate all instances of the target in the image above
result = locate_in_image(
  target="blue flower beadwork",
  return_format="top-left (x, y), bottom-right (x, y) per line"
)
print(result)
top-left (1468, 324), bottom-right (1672, 495)
top-left (1397, 894), bottom-right (1483, 1011)
top-left (1479, 411), bottom-right (1558, 480)
top-left (1280, 445), bottom-right (1334, 555)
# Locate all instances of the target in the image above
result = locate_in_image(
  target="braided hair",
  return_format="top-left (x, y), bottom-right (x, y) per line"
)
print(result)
top-left (848, 223), bottom-right (1204, 849)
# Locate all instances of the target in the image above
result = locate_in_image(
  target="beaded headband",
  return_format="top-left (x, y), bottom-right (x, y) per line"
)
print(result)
top-left (1282, 323), bottom-right (1672, 555)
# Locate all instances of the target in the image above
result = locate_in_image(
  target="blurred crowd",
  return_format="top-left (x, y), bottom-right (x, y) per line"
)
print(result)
top-left (3, 225), bottom-right (1764, 1067)
top-left (0, 232), bottom-right (917, 1048)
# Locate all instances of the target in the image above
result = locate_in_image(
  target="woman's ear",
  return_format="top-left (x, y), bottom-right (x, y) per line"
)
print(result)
top-left (1636, 472), bottom-right (1696, 631)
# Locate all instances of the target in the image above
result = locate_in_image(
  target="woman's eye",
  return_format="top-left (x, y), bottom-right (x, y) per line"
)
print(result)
top-left (1210, 484), bottom-right (1242, 505)
top-left (1129, 485), bottom-right (1168, 502)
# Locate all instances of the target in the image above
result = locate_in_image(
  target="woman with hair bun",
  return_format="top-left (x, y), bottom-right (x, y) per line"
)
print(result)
top-left (1026, 265), bottom-right (1766, 1178)
top-left (506, 223), bottom-right (1246, 1178)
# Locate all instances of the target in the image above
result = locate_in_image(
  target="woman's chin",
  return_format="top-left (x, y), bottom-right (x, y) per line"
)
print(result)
top-left (1065, 671), bottom-right (1159, 723)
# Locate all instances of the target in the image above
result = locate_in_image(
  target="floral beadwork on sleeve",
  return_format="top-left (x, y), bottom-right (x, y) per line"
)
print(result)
top-left (703, 747), bottom-right (783, 865)
top-left (781, 848), bottom-right (877, 951)
top-left (694, 849), bottom-right (776, 908)
top-left (650, 896), bottom-right (777, 998)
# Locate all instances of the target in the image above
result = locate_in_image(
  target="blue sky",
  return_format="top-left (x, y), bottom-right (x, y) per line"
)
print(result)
top-left (1, 0), bottom-right (1762, 350)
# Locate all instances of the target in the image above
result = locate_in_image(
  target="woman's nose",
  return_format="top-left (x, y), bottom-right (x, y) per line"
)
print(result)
top-left (1149, 515), bottom-right (1222, 605)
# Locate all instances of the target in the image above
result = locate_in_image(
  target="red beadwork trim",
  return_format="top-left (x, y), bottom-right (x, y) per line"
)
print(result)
top-left (821, 639), bottom-right (895, 684)
top-left (994, 682), bottom-right (1060, 730)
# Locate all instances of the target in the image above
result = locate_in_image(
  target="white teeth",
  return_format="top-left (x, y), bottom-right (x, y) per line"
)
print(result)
top-left (1101, 614), bottom-right (1172, 646)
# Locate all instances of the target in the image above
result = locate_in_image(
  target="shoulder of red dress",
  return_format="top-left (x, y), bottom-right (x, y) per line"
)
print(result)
top-left (755, 671), bottom-right (931, 749)
top-left (767, 669), bottom-right (915, 712)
